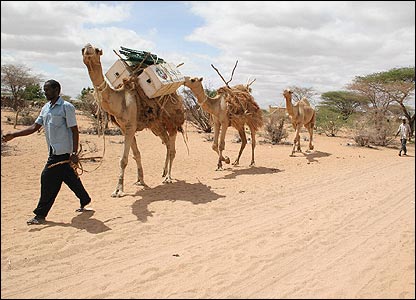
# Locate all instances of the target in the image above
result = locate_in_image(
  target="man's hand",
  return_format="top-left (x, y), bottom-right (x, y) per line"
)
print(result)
top-left (70, 153), bottom-right (79, 164)
top-left (1, 133), bottom-right (15, 143)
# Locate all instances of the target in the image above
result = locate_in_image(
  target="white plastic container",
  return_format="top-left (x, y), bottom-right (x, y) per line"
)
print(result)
top-left (138, 63), bottom-right (185, 98)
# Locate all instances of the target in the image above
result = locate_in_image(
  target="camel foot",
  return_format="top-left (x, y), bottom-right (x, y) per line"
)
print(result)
top-left (133, 181), bottom-right (148, 188)
top-left (111, 190), bottom-right (125, 198)
top-left (249, 162), bottom-right (255, 167)
top-left (232, 160), bottom-right (239, 166)
top-left (162, 176), bottom-right (172, 184)
top-left (215, 166), bottom-right (224, 171)
top-left (309, 145), bottom-right (314, 150)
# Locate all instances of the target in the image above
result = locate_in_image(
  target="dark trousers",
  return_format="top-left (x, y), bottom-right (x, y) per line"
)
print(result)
top-left (400, 138), bottom-right (407, 154)
top-left (33, 152), bottom-right (91, 218)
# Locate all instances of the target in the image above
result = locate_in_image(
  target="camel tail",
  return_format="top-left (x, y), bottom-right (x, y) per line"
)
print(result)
top-left (311, 109), bottom-right (316, 126)
top-left (178, 125), bottom-right (190, 155)
top-left (109, 114), bottom-right (120, 128)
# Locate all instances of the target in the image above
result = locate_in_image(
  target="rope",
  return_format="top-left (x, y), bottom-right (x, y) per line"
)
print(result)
top-left (94, 79), bottom-right (108, 92)
top-left (47, 111), bottom-right (106, 176)
top-left (47, 159), bottom-right (84, 178)
top-left (84, 107), bottom-right (106, 173)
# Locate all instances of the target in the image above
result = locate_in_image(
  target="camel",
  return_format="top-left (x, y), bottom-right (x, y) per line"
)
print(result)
top-left (184, 77), bottom-right (263, 170)
top-left (82, 43), bottom-right (185, 197)
top-left (283, 89), bottom-right (316, 156)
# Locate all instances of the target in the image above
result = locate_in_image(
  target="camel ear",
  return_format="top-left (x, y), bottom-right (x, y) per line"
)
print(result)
top-left (96, 48), bottom-right (103, 55)
top-left (81, 47), bottom-right (85, 55)
top-left (199, 77), bottom-right (203, 82)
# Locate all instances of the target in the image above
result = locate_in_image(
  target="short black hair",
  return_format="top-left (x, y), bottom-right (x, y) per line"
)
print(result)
top-left (45, 79), bottom-right (61, 93)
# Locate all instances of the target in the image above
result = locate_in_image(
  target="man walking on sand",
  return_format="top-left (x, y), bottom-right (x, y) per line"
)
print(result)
top-left (395, 117), bottom-right (412, 156)
top-left (2, 79), bottom-right (92, 225)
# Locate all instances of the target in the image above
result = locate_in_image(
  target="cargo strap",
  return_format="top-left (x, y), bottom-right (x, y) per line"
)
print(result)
top-left (95, 80), bottom-right (108, 92)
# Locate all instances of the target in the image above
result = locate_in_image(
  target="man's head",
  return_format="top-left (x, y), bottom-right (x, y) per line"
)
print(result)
top-left (402, 117), bottom-right (407, 123)
top-left (44, 79), bottom-right (61, 101)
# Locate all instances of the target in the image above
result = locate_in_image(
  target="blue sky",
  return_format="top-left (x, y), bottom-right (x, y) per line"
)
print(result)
top-left (1, 1), bottom-right (415, 108)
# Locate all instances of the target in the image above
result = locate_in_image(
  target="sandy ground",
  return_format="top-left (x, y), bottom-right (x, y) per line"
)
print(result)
top-left (1, 109), bottom-right (414, 299)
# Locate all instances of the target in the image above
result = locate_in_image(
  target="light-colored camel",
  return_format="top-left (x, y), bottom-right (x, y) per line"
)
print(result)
top-left (82, 43), bottom-right (185, 197)
top-left (283, 89), bottom-right (316, 156)
top-left (184, 77), bottom-right (263, 170)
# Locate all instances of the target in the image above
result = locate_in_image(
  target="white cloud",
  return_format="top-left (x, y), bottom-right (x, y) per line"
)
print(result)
top-left (186, 1), bottom-right (415, 107)
top-left (1, 1), bottom-right (155, 98)
top-left (1, 1), bottom-right (414, 108)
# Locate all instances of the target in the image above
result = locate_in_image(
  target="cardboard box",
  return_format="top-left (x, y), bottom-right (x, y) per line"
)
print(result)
top-left (138, 63), bottom-right (185, 98)
top-left (105, 59), bottom-right (131, 89)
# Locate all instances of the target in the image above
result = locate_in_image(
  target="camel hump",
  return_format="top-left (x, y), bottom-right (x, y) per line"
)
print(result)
top-left (299, 97), bottom-right (311, 106)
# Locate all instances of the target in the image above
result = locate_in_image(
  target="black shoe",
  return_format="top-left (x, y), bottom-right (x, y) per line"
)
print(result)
top-left (75, 207), bottom-right (93, 212)
top-left (399, 152), bottom-right (402, 156)
top-left (75, 200), bottom-right (92, 212)
top-left (27, 216), bottom-right (45, 225)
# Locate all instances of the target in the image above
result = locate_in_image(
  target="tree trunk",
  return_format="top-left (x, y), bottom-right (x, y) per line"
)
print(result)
top-left (410, 114), bottom-right (415, 138)
top-left (13, 110), bottom-right (20, 129)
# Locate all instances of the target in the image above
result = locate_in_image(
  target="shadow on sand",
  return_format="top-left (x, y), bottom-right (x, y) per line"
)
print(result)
top-left (213, 166), bottom-right (283, 180)
top-left (292, 150), bottom-right (332, 163)
top-left (29, 210), bottom-right (113, 234)
top-left (131, 180), bottom-right (226, 222)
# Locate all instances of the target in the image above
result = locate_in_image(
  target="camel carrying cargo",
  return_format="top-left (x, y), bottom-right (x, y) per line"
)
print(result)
top-left (105, 46), bottom-right (185, 98)
top-left (82, 43), bottom-right (187, 195)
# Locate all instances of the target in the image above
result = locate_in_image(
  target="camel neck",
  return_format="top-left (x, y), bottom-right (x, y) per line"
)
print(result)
top-left (87, 62), bottom-right (106, 88)
top-left (192, 87), bottom-right (215, 114)
top-left (285, 95), bottom-right (294, 116)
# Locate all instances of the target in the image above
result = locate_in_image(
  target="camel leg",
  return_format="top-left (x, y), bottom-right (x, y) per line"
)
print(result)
top-left (211, 122), bottom-right (222, 170)
top-left (163, 132), bottom-right (177, 183)
top-left (130, 135), bottom-right (147, 187)
top-left (149, 124), bottom-right (171, 183)
top-left (306, 123), bottom-right (314, 151)
top-left (233, 126), bottom-right (247, 166)
top-left (112, 126), bottom-right (135, 197)
top-left (159, 130), bottom-right (172, 183)
top-left (249, 127), bottom-right (257, 167)
top-left (217, 121), bottom-right (230, 171)
top-left (291, 124), bottom-right (302, 156)
top-left (211, 121), bottom-right (220, 154)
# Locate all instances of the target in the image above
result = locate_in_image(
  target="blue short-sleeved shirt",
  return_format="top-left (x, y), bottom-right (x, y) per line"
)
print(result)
top-left (35, 97), bottom-right (77, 155)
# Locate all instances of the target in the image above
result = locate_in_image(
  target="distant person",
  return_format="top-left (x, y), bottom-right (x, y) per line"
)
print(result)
top-left (395, 117), bottom-right (411, 156)
top-left (2, 79), bottom-right (91, 225)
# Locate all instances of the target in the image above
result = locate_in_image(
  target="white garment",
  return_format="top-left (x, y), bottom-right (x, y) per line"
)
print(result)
top-left (397, 123), bottom-right (411, 139)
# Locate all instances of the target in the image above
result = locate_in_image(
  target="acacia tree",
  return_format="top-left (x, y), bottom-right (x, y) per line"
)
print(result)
top-left (319, 91), bottom-right (369, 120)
top-left (22, 83), bottom-right (46, 107)
top-left (1, 64), bottom-right (42, 128)
top-left (76, 87), bottom-right (110, 134)
top-left (181, 88), bottom-right (213, 133)
top-left (287, 86), bottom-right (318, 106)
top-left (347, 66), bottom-right (415, 139)
top-left (377, 67), bottom-right (415, 134)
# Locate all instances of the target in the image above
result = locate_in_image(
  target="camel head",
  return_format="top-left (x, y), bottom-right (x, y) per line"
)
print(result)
top-left (82, 43), bottom-right (103, 68)
top-left (283, 89), bottom-right (293, 99)
top-left (183, 76), bottom-right (203, 89)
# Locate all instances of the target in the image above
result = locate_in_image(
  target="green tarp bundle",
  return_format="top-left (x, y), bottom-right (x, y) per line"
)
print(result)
top-left (119, 46), bottom-right (165, 69)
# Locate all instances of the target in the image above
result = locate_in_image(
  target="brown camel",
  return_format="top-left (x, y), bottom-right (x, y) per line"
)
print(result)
top-left (283, 89), bottom-right (316, 156)
top-left (82, 43), bottom-right (185, 197)
top-left (184, 77), bottom-right (263, 170)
